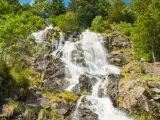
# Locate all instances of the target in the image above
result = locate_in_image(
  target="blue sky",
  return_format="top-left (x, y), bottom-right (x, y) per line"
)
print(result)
top-left (19, 0), bottom-right (70, 5)
top-left (19, 0), bottom-right (131, 5)
top-left (124, 0), bottom-right (131, 2)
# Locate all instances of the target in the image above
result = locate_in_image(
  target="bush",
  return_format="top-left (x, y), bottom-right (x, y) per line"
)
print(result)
top-left (90, 16), bottom-right (110, 33)
top-left (115, 22), bottom-right (133, 36)
top-left (50, 12), bottom-right (79, 32)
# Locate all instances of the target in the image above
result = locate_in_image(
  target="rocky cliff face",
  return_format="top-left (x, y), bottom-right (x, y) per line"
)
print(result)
top-left (0, 26), bottom-right (159, 120)
top-left (106, 29), bottom-right (160, 120)
top-left (0, 27), bottom-right (80, 120)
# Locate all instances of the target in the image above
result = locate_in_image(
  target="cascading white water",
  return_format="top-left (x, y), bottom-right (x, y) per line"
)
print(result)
top-left (52, 30), bottom-right (133, 120)
top-left (33, 26), bottom-right (133, 120)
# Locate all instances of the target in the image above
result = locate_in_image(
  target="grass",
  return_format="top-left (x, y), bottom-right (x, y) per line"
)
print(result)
top-left (23, 106), bottom-right (38, 120)
top-left (38, 108), bottom-right (59, 120)
top-left (1, 100), bottom-right (19, 118)
top-left (43, 91), bottom-right (79, 104)
top-left (134, 114), bottom-right (155, 120)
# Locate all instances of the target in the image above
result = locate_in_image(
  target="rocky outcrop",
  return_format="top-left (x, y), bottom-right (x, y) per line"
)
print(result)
top-left (33, 27), bottom-right (68, 92)
top-left (71, 74), bottom-right (102, 95)
top-left (105, 29), bottom-right (160, 119)
top-left (0, 27), bottom-right (79, 120)
top-left (103, 32), bottom-right (133, 67)
top-left (107, 65), bottom-right (160, 120)
top-left (107, 74), bottom-right (121, 107)
top-left (66, 32), bottom-right (81, 42)
top-left (74, 96), bottom-right (98, 120)
top-left (103, 33), bottom-right (131, 52)
top-left (78, 107), bottom-right (98, 120)
top-left (79, 75), bottom-right (92, 94)
top-left (117, 80), bottom-right (160, 119)
top-left (108, 51), bottom-right (127, 66)
top-left (71, 74), bottom-right (93, 95)
top-left (43, 28), bottom-right (60, 42)
top-left (34, 55), bottom-right (67, 91)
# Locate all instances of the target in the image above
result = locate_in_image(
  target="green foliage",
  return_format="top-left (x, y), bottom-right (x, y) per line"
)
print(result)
top-left (115, 22), bottom-right (133, 36)
top-left (131, 0), bottom-right (151, 15)
top-left (0, 1), bottom-right (45, 97)
top-left (32, 0), bottom-right (50, 18)
top-left (33, 0), bottom-right (66, 18)
top-left (0, 11), bottom-right (44, 45)
top-left (131, 13), bottom-right (155, 61)
top-left (44, 91), bottom-right (79, 104)
top-left (0, 0), bottom-right (22, 15)
top-left (134, 114), bottom-right (155, 120)
top-left (69, 0), bottom-right (111, 27)
top-left (8, 100), bottom-right (20, 110)
top-left (121, 7), bottom-right (136, 23)
top-left (59, 91), bottom-right (79, 103)
top-left (107, 0), bottom-right (127, 23)
top-left (37, 108), bottom-right (58, 120)
top-left (90, 16), bottom-right (110, 33)
top-left (9, 67), bottom-right (41, 89)
top-left (52, 12), bottom-right (79, 32)
top-left (139, 64), bottom-right (146, 74)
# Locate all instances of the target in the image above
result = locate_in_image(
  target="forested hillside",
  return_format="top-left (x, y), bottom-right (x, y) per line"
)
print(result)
top-left (0, 0), bottom-right (160, 120)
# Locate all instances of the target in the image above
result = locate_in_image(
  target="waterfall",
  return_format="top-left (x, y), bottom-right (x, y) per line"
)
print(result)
top-left (52, 30), bottom-right (133, 120)
top-left (33, 26), bottom-right (133, 120)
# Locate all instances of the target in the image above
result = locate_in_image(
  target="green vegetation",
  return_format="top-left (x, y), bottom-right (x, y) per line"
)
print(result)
top-left (90, 16), bottom-right (110, 33)
top-left (37, 108), bottom-right (60, 120)
top-left (43, 91), bottom-right (79, 104)
top-left (51, 12), bottom-right (79, 32)
top-left (0, 0), bottom-right (160, 119)
top-left (134, 114), bottom-right (155, 120)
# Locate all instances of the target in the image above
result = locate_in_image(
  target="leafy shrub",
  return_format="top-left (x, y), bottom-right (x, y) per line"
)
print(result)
top-left (90, 16), bottom-right (110, 33)
top-left (115, 22), bottom-right (133, 36)
top-left (50, 12), bottom-right (79, 32)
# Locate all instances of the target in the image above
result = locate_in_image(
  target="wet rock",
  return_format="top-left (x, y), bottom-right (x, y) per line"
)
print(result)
top-left (67, 32), bottom-right (81, 41)
top-left (78, 108), bottom-right (98, 120)
top-left (76, 96), bottom-right (98, 120)
top-left (107, 74), bottom-right (121, 107)
top-left (98, 87), bottom-right (105, 98)
top-left (71, 84), bottom-right (81, 95)
top-left (79, 75), bottom-right (92, 94)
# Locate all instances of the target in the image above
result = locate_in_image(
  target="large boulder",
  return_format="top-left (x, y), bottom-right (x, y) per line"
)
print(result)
top-left (73, 96), bottom-right (98, 120)
top-left (34, 55), bottom-right (67, 91)
top-left (79, 75), bottom-right (92, 94)
top-left (118, 80), bottom-right (160, 119)
top-left (56, 103), bottom-right (75, 119)
top-left (78, 108), bottom-right (98, 120)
